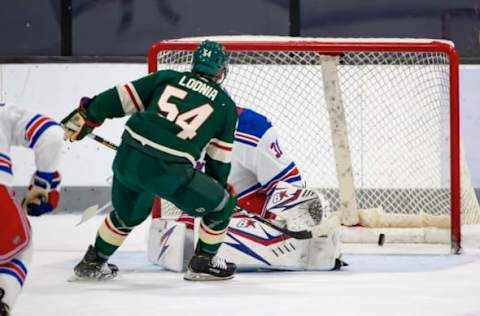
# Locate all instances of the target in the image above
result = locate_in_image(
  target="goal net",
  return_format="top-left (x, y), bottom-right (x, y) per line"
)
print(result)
top-left (147, 36), bottom-right (480, 252)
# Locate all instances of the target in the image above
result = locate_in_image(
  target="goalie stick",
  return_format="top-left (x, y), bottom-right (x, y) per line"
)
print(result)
top-left (237, 209), bottom-right (312, 239)
top-left (85, 132), bottom-right (338, 239)
top-left (239, 209), bottom-right (341, 239)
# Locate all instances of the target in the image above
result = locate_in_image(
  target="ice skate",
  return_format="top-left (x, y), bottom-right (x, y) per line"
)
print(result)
top-left (331, 258), bottom-right (349, 271)
top-left (0, 288), bottom-right (10, 316)
top-left (184, 251), bottom-right (236, 281)
top-left (71, 245), bottom-right (118, 281)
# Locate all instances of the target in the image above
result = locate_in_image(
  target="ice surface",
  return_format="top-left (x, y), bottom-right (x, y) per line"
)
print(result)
top-left (12, 215), bottom-right (480, 316)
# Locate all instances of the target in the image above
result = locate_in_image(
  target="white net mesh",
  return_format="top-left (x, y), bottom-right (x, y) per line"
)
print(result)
top-left (152, 39), bottom-right (480, 227)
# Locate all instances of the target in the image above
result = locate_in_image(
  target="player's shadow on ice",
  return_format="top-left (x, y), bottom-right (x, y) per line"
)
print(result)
top-left (58, 251), bottom-right (478, 283)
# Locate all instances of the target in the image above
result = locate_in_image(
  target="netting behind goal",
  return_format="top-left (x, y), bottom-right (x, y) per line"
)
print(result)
top-left (148, 36), bottom-right (480, 250)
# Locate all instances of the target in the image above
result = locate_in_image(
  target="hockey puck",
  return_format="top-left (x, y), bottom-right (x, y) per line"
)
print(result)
top-left (378, 233), bottom-right (385, 246)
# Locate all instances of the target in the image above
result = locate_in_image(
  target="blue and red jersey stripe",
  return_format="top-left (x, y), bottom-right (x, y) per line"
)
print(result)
top-left (0, 258), bottom-right (28, 286)
top-left (237, 163), bottom-right (302, 199)
top-left (234, 131), bottom-right (260, 147)
top-left (33, 171), bottom-right (61, 189)
top-left (234, 107), bottom-right (272, 147)
top-left (24, 114), bottom-right (59, 148)
top-left (0, 153), bottom-right (12, 175)
top-left (238, 183), bottom-right (262, 199)
top-left (262, 162), bottom-right (301, 195)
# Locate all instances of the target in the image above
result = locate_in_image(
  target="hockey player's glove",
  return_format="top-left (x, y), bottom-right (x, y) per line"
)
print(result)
top-left (23, 171), bottom-right (61, 216)
top-left (62, 97), bottom-right (101, 141)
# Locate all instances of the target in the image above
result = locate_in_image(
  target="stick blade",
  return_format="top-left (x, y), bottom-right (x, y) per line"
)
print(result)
top-left (75, 204), bottom-right (99, 226)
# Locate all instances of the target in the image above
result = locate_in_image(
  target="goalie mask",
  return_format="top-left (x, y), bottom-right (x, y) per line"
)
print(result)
top-left (192, 40), bottom-right (228, 82)
top-left (265, 182), bottom-right (330, 231)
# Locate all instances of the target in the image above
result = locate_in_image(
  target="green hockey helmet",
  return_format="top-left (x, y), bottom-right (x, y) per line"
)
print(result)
top-left (192, 40), bottom-right (228, 78)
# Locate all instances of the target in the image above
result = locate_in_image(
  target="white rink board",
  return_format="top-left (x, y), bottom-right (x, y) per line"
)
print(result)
top-left (0, 63), bottom-right (478, 188)
top-left (0, 63), bottom-right (145, 186)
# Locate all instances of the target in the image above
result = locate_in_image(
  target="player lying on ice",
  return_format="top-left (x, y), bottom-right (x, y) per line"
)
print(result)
top-left (0, 104), bottom-right (64, 316)
top-left (147, 107), bottom-right (345, 272)
top-left (62, 40), bottom-right (240, 281)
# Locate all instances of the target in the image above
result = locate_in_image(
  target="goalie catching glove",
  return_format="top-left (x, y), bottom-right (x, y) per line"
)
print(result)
top-left (265, 181), bottom-right (329, 232)
top-left (23, 171), bottom-right (61, 216)
top-left (62, 97), bottom-right (102, 141)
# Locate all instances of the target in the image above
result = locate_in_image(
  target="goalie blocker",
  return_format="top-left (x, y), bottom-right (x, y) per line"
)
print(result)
top-left (147, 182), bottom-right (343, 272)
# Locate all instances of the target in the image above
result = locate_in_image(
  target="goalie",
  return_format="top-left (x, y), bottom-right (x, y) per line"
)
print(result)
top-left (148, 107), bottom-right (343, 272)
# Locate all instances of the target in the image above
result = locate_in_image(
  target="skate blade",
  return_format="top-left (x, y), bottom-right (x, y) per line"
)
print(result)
top-left (67, 273), bottom-right (117, 282)
top-left (183, 271), bottom-right (234, 281)
top-left (67, 274), bottom-right (84, 282)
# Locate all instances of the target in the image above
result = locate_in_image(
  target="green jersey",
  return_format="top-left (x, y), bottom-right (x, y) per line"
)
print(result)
top-left (82, 70), bottom-right (238, 186)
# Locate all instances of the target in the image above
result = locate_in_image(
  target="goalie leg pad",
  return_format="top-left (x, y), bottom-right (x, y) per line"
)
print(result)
top-left (147, 219), bottom-right (194, 272)
top-left (306, 228), bottom-right (342, 270)
top-left (214, 215), bottom-right (342, 271)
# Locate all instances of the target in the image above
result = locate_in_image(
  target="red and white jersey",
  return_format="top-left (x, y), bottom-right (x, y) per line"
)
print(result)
top-left (230, 108), bottom-right (304, 215)
top-left (0, 104), bottom-right (63, 186)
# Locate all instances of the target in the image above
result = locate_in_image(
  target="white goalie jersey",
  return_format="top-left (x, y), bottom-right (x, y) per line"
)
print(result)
top-left (230, 107), bottom-right (304, 218)
top-left (148, 107), bottom-right (342, 272)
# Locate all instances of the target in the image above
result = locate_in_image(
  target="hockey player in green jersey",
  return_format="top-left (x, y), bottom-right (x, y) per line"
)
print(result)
top-left (62, 40), bottom-right (239, 281)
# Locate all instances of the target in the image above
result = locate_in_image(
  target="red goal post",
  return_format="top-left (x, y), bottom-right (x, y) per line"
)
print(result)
top-left (146, 36), bottom-right (476, 253)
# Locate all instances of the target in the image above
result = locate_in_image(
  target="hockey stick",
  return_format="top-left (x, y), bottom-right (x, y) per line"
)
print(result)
top-left (70, 133), bottom-right (117, 226)
top-left (76, 201), bottom-right (112, 226)
top-left (62, 132), bottom-right (117, 226)
top-left (63, 121), bottom-right (119, 151)
top-left (86, 132), bottom-right (337, 239)
top-left (237, 208), bottom-right (340, 240)
top-left (237, 209), bottom-right (312, 239)
top-left (87, 134), bottom-right (118, 151)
